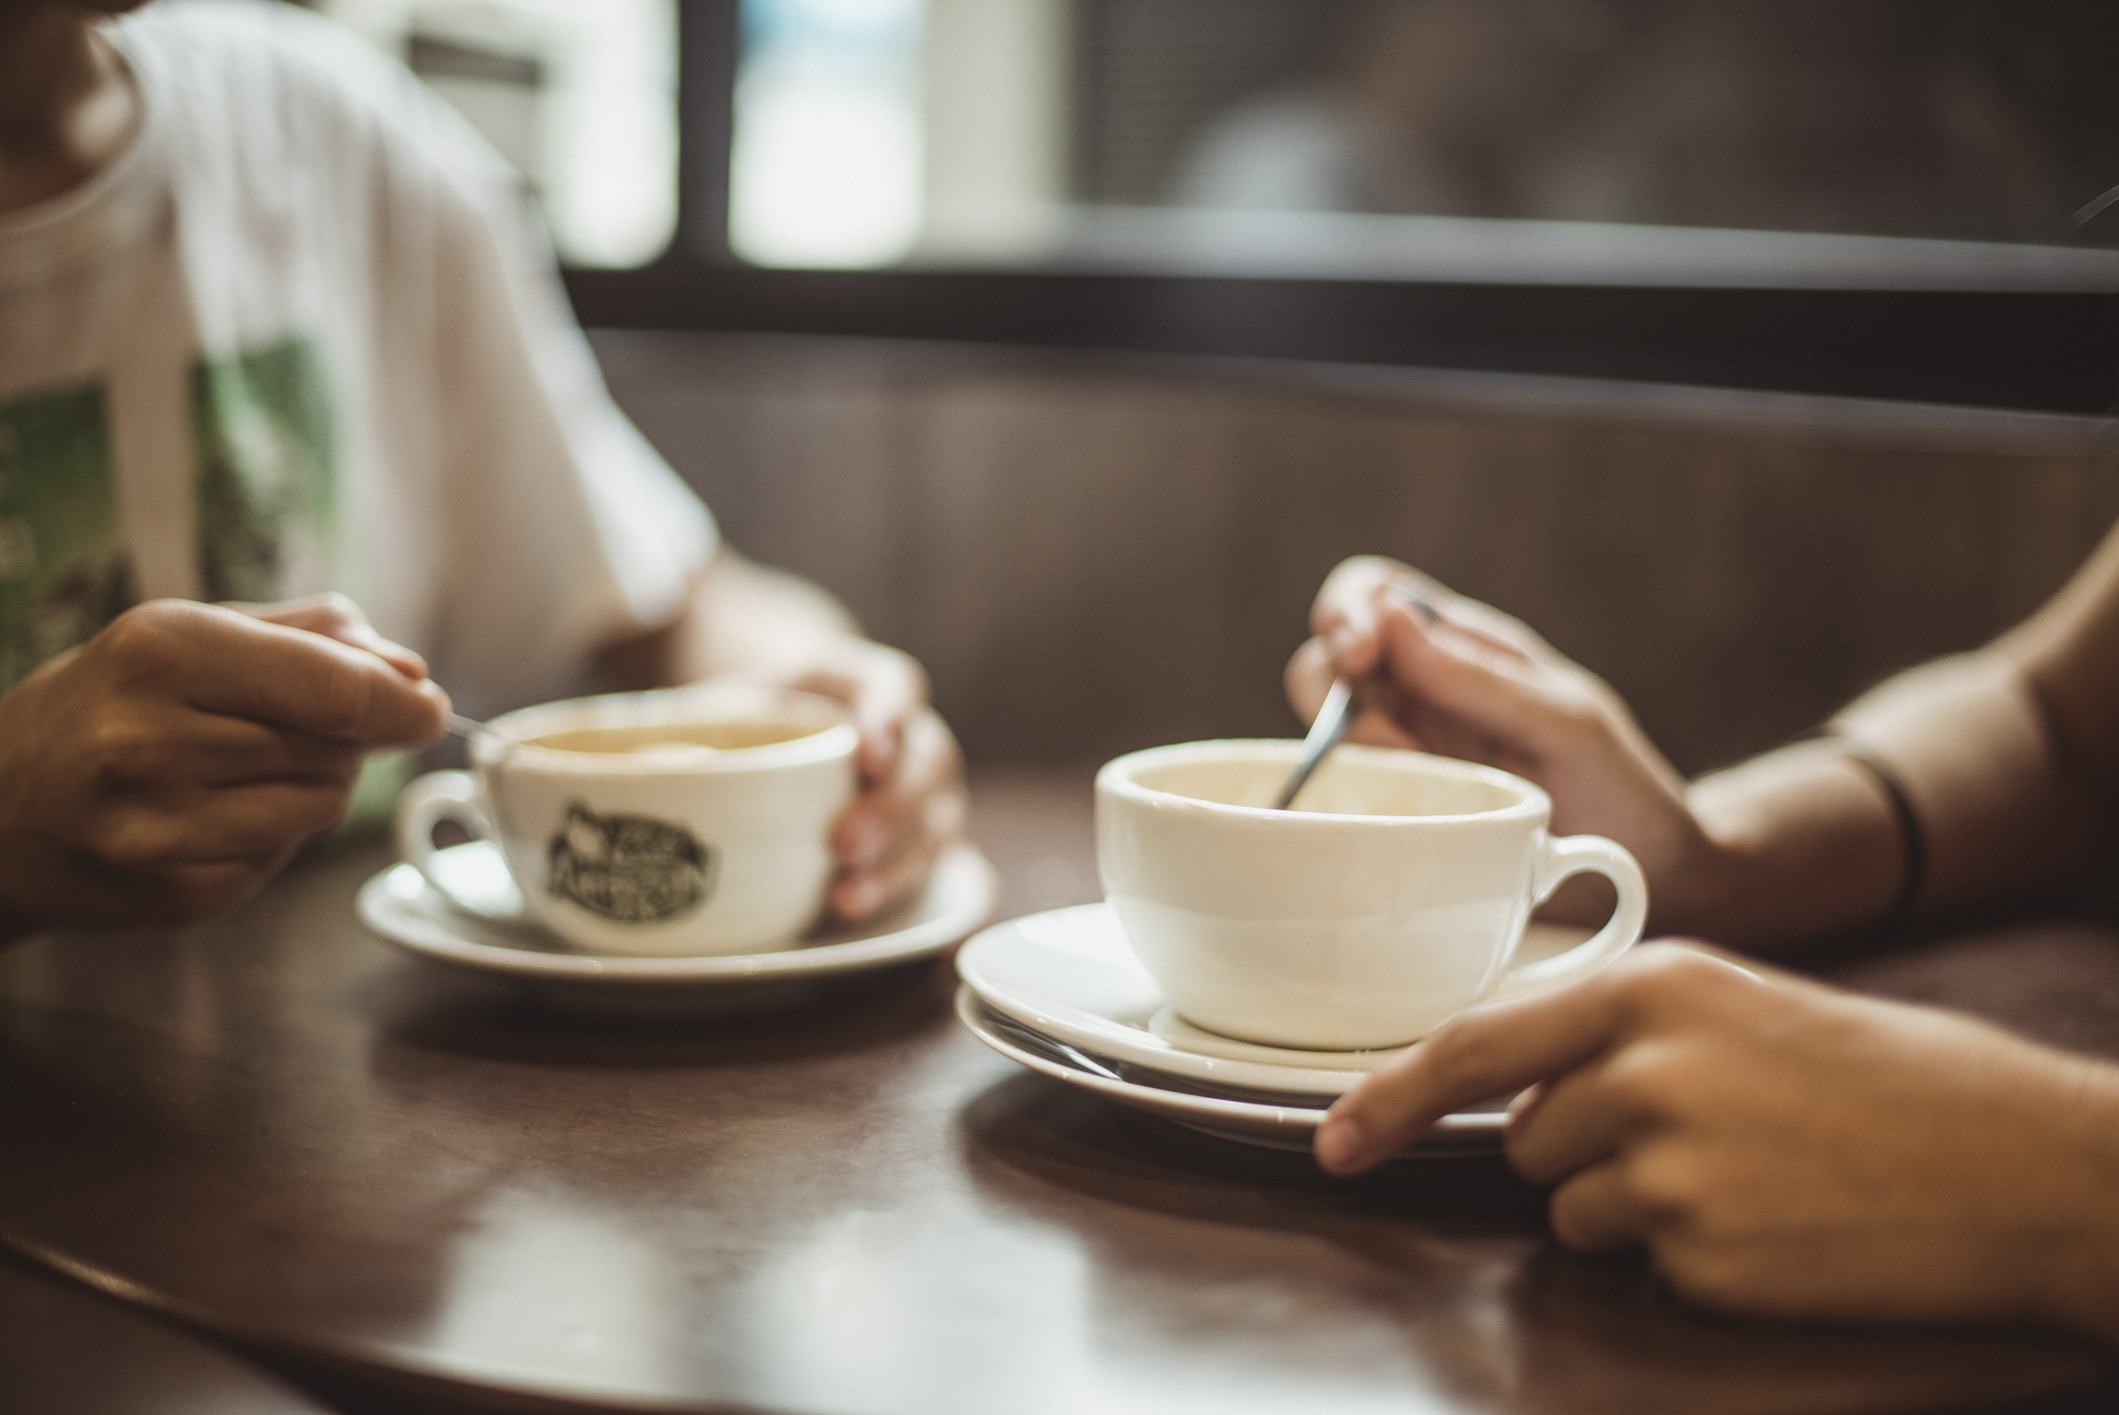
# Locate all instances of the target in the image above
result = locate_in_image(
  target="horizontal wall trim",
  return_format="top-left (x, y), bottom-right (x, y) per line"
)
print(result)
top-left (567, 265), bottom-right (2119, 416)
top-left (912, 208), bottom-right (2119, 293)
top-left (590, 328), bottom-right (2118, 455)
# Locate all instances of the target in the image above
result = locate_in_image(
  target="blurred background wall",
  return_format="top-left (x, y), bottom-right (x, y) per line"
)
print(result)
top-left (594, 332), bottom-right (2119, 776)
top-left (295, 0), bottom-right (2119, 780)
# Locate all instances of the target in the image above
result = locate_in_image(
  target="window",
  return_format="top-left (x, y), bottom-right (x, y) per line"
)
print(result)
top-left (719, 0), bottom-right (2119, 271)
top-left (728, 0), bottom-right (927, 267)
top-left (323, 0), bottom-right (678, 268)
top-left (363, 0), bottom-right (2119, 413)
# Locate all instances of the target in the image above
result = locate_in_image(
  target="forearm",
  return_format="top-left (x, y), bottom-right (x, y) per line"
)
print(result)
top-left (683, 549), bottom-right (861, 679)
top-left (1656, 740), bottom-right (1903, 950)
top-left (595, 549), bottom-right (862, 689)
top-left (1834, 651), bottom-right (2102, 914)
top-left (1664, 651), bottom-right (2100, 952)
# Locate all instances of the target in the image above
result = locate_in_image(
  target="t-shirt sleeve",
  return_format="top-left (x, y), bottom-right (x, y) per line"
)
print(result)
top-left (356, 38), bottom-right (717, 712)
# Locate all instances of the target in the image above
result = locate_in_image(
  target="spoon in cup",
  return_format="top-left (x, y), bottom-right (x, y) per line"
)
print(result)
top-left (1271, 585), bottom-right (1440, 810)
top-left (446, 713), bottom-right (491, 743)
top-left (1273, 676), bottom-right (1356, 811)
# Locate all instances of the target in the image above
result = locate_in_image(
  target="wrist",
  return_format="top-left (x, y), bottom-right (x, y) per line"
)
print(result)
top-left (1641, 806), bottom-right (1751, 940)
top-left (2024, 1060), bottom-right (2119, 1342)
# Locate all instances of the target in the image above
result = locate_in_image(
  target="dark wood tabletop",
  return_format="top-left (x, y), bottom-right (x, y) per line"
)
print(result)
top-left (3, 768), bottom-right (2115, 1415)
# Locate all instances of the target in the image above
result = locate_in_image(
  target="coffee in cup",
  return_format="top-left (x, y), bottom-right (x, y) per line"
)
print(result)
top-left (396, 684), bottom-right (858, 956)
top-left (1095, 740), bottom-right (1647, 1051)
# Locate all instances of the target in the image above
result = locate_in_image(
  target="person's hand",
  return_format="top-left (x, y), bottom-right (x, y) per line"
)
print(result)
top-left (1286, 556), bottom-right (1713, 921)
top-left (1313, 944), bottom-right (2119, 1339)
top-left (0, 595), bottom-right (450, 940)
top-left (761, 638), bottom-right (966, 922)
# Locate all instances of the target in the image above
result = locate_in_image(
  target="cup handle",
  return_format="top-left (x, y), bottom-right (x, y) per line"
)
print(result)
top-left (395, 770), bottom-right (499, 913)
top-left (1491, 832), bottom-right (1648, 1000)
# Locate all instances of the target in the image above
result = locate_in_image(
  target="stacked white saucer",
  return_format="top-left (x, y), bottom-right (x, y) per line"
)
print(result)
top-left (955, 903), bottom-right (1578, 1159)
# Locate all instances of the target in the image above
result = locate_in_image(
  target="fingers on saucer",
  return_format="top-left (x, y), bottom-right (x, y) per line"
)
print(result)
top-left (1325, 984), bottom-right (1630, 1171)
top-left (1502, 1049), bottom-right (1660, 1186)
top-left (1314, 1109), bottom-right (1376, 1174)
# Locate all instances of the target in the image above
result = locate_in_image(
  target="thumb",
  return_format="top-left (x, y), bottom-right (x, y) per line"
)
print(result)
top-left (1285, 637), bottom-right (1335, 724)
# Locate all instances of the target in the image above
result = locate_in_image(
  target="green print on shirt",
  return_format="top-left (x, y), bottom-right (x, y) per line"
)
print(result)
top-left (0, 381), bottom-right (136, 690)
top-left (193, 334), bottom-right (337, 602)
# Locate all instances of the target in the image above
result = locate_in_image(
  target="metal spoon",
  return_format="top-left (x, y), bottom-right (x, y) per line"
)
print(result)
top-left (1269, 588), bottom-right (1435, 811)
top-left (446, 713), bottom-right (519, 766)
top-left (446, 713), bottom-right (491, 742)
top-left (1273, 676), bottom-right (1355, 810)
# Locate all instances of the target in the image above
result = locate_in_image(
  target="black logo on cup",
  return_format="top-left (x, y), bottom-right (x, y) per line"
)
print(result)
top-left (546, 803), bottom-right (716, 923)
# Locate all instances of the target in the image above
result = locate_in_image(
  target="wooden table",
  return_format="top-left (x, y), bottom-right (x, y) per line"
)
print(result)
top-left (3, 769), bottom-right (2114, 1414)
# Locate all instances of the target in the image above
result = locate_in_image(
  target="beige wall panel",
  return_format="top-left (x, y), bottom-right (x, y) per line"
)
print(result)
top-left (592, 333), bottom-right (2119, 774)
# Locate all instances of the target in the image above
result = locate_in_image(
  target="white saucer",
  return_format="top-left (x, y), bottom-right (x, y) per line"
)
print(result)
top-left (956, 902), bottom-right (1585, 1098)
top-left (958, 989), bottom-right (1506, 1158)
top-left (358, 839), bottom-right (997, 991)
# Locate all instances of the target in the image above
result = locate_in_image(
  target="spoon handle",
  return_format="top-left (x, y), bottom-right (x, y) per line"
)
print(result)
top-left (446, 713), bottom-right (490, 742)
top-left (1273, 677), bottom-right (1356, 810)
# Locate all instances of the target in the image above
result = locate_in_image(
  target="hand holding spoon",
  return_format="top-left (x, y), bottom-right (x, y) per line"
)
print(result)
top-left (1271, 585), bottom-right (1440, 811)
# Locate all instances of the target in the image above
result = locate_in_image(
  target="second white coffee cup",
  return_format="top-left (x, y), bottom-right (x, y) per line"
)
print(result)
top-left (1096, 740), bottom-right (1648, 1051)
top-left (396, 684), bottom-right (858, 957)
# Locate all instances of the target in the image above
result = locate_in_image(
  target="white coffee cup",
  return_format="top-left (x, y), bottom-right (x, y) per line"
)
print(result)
top-left (1095, 740), bottom-right (1648, 1051)
top-left (396, 684), bottom-right (858, 957)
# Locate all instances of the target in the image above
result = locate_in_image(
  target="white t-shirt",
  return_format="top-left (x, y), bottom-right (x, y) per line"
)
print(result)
top-left (0, 0), bottom-right (715, 718)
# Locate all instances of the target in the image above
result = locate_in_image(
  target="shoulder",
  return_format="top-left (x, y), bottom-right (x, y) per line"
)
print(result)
top-left (112, 1), bottom-right (513, 195)
top-left (116, 2), bottom-right (410, 115)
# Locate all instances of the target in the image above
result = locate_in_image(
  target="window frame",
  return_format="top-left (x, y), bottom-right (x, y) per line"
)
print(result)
top-left (560, 0), bottom-right (2119, 416)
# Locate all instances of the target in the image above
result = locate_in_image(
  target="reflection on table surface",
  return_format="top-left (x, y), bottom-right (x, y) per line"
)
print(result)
top-left (0, 768), bottom-right (2112, 1415)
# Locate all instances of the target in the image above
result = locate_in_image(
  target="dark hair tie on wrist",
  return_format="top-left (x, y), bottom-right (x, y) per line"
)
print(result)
top-left (1797, 729), bottom-right (1926, 931)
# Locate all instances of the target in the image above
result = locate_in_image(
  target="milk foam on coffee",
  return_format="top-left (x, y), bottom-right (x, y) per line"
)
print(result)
top-left (522, 720), bottom-right (826, 755)
top-left (1131, 753), bottom-right (1518, 818)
